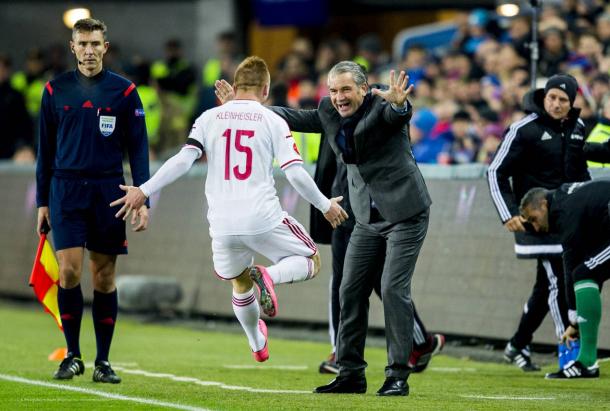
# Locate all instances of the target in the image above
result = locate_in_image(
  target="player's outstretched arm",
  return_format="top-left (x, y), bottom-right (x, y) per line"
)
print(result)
top-left (284, 164), bottom-right (348, 228)
top-left (110, 147), bottom-right (199, 227)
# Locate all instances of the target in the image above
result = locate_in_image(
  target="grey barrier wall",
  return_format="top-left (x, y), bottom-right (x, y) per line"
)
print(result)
top-left (1, 162), bottom-right (608, 348)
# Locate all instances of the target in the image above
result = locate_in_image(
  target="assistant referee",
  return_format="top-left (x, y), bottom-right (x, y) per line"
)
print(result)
top-left (36, 18), bottom-right (150, 384)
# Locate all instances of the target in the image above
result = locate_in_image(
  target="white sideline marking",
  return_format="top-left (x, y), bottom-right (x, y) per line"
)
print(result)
top-left (110, 365), bottom-right (311, 394)
top-left (598, 357), bottom-right (610, 363)
top-left (111, 362), bottom-right (139, 367)
top-left (223, 365), bottom-right (308, 370)
top-left (429, 367), bottom-right (476, 372)
top-left (18, 398), bottom-right (104, 402)
top-left (462, 395), bottom-right (555, 401)
top-left (0, 374), bottom-right (211, 411)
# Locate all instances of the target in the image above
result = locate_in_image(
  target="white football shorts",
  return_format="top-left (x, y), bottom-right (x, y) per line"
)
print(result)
top-left (212, 215), bottom-right (318, 280)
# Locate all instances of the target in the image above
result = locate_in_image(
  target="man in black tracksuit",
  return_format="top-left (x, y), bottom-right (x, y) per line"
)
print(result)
top-left (520, 180), bottom-right (610, 378)
top-left (487, 74), bottom-right (590, 371)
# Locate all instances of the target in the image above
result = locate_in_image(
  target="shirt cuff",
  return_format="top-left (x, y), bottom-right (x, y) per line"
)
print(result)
top-left (390, 101), bottom-right (410, 113)
top-left (140, 183), bottom-right (152, 198)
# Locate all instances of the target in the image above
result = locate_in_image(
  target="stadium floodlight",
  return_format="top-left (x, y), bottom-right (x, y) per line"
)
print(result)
top-left (496, 1), bottom-right (520, 17)
top-left (62, 7), bottom-right (91, 29)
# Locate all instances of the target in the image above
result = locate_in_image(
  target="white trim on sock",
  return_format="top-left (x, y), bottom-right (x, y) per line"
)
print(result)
top-left (232, 288), bottom-right (265, 351)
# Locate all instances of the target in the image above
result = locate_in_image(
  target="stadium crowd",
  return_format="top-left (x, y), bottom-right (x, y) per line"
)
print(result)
top-left (3, 2), bottom-right (610, 166)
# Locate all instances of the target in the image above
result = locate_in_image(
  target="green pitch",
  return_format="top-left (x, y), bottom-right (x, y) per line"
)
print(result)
top-left (1, 302), bottom-right (608, 411)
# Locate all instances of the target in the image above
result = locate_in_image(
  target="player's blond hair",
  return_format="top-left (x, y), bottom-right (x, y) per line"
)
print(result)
top-left (233, 56), bottom-right (269, 91)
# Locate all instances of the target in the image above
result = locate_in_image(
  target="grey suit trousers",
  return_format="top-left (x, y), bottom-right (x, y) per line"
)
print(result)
top-left (337, 208), bottom-right (429, 379)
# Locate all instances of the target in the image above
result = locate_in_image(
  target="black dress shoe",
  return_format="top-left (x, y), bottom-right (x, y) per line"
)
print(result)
top-left (376, 377), bottom-right (409, 396)
top-left (314, 376), bottom-right (367, 394)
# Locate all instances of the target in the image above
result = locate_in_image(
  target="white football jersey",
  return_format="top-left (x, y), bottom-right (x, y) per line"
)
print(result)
top-left (186, 100), bottom-right (303, 236)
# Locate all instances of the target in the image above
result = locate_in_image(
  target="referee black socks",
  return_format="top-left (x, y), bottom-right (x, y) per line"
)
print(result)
top-left (57, 284), bottom-right (84, 358)
top-left (92, 289), bottom-right (118, 364)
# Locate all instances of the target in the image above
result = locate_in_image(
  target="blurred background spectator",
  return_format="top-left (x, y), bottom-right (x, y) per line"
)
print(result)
top-left (0, 54), bottom-right (34, 163)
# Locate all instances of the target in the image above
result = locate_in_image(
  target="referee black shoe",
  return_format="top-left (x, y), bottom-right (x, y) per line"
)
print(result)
top-left (92, 361), bottom-right (122, 384)
top-left (503, 343), bottom-right (540, 372)
top-left (53, 354), bottom-right (84, 380)
top-left (545, 361), bottom-right (599, 379)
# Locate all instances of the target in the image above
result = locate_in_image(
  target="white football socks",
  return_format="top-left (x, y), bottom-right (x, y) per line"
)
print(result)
top-left (232, 288), bottom-right (265, 351)
top-left (266, 256), bottom-right (313, 285)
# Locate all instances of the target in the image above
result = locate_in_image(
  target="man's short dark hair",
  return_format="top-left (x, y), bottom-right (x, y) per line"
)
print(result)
top-left (519, 187), bottom-right (549, 214)
top-left (73, 18), bottom-right (107, 40)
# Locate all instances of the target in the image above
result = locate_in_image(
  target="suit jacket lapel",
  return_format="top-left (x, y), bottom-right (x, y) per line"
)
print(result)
top-left (321, 101), bottom-right (341, 155)
top-left (352, 97), bottom-right (376, 160)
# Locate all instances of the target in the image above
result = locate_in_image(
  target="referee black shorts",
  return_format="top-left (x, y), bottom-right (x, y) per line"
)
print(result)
top-left (49, 174), bottom-right (128, 255)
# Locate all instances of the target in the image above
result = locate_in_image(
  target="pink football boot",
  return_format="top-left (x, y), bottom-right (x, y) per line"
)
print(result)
top-left (252, 319), bottom-right (269, 362)
top-left (250, 265), bottom-right (278, 317)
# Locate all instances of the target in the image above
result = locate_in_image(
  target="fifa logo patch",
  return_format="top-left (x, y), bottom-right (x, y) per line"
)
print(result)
top-left (135, 109), bottom-right (145, 117)
top-left (99, 115), bottom-right (116, 137)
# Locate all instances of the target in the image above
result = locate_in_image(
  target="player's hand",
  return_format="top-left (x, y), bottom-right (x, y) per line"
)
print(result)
top-left (324, 196), bottom-right (349, 229)
top-left (371, 69), bottom-right (413, 108)
top-left (110, 185), bottom-right (148, 221)
top-left (131, 205), bottom-right (149, 232)
top-left (504, 216), bottom-right (526, 232)
top-left (36, 207), bottom-right (51, 237)
top-left (214, 79), bottom-right (235, 104)
top-left (560, 325), bottom-right (579, 348)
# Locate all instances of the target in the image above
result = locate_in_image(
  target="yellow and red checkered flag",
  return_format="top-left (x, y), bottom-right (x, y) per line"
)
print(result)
top-left (29, 223), bottom-right (62, 331)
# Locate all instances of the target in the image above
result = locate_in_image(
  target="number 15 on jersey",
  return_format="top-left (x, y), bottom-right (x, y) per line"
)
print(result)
top-left (222, 128), bottom-right (254, 180)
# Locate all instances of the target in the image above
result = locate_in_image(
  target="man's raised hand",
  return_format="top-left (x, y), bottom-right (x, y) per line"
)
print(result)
top-left (371, 70), bottom-right (413, 108)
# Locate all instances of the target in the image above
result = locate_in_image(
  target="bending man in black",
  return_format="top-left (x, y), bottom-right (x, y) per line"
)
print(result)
top-left (520, 180), bottom-right (609, 379)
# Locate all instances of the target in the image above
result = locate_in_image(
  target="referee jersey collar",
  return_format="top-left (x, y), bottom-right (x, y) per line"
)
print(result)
top-left (75, 68), bottom-right (107, 87)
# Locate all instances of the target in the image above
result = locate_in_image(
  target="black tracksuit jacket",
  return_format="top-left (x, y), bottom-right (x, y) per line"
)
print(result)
top-left (487, 88), bottom-right (590, 258)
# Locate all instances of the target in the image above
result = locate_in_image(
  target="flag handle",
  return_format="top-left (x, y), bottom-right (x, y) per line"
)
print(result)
top-left (40, 219), bottom-right (50, 235)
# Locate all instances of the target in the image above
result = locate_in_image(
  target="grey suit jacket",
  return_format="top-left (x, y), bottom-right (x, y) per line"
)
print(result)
top-left (271, 95), bottom-right (431, 224)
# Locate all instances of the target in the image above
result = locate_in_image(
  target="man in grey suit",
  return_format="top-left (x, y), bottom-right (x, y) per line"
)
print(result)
top-left (216, 61), bottom-right (430, 396)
